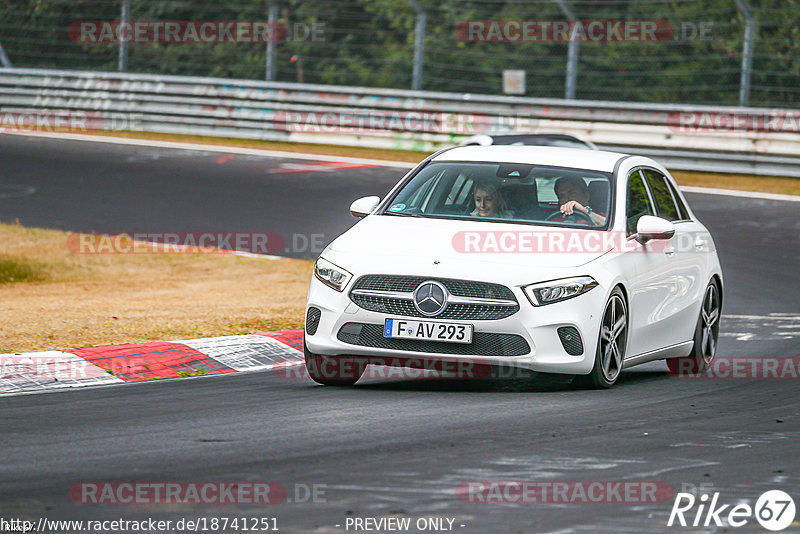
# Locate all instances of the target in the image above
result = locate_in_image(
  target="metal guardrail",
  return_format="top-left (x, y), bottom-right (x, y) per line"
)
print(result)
top-left (0, 68), bottom-right (798, 177)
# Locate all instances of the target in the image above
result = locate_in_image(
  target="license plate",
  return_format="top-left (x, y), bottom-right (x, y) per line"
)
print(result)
top-left (383, 318), bottom-right (473, 344)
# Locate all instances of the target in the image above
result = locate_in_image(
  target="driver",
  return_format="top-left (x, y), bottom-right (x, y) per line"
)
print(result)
top-left (552, 176), bottom-right (606, 225)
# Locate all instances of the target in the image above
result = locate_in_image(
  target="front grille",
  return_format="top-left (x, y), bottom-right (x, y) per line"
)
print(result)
top-left (353, 275), bottom-right (515, 299)
top-left (350, 275), bottom-right (519, 320)
top-left (557, 326), bottom-right (583, 355)
top-left (337, 322), bottom-right (531, 357)
top-left (306, 307), bottom-right (322, 336)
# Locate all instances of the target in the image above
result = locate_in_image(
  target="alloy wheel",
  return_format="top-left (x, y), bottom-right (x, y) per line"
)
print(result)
top-left (599, 294), bottom-right (627, 382)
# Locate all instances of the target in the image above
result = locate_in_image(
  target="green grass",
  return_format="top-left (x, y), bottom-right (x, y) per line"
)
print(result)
top-left (178, 370), bottom-right (210, 377)
top-left (0, 256), bottom-right (46, 284)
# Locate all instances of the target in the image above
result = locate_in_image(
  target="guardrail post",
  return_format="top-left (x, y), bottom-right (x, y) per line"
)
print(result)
top-left (733, 0), bottom-right (755, 107)
top-left (0, 42), bottom-right (12, 68)
top-left (266, 1), bottom-right (279, 81)
top-left (406, 0), bottom-right (426, 91)
top-left (118, 0), bottom-right (130, 72)
top-left (553, 0), bottom-right (579, 100)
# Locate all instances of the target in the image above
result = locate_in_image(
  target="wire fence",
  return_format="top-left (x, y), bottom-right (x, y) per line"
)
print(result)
top-left (0, 0), bottom-right (797, 108)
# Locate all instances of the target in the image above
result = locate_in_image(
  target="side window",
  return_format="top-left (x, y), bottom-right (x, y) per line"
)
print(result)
top-left (626, 170), bottom-right (655, 235)
top-left (452, 175), bottom-right (474, 206)
top-left (666, 178), bottom-right (691, 220)
top-left (642, 169), bottom-right (680, 221)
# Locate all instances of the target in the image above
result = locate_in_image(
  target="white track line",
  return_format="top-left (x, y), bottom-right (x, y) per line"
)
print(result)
top-left (679, 185), bottom-right (800, 202)
top-left (5, 131), bottom-right (799, 201)
top-left (3, 131), bottom-right (414, 169)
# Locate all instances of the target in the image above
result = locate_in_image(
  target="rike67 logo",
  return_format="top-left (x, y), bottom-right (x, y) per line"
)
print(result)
top-left (668, 490), bottom-right (795, 531)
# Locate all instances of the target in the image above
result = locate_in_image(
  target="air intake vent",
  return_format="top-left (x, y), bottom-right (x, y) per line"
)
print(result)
top-left (336, 322), bottom-right (530, 357)
top-left (306, 307), bottom-right (322, 336)
top-left (557, 326), bottom-right (583, 356)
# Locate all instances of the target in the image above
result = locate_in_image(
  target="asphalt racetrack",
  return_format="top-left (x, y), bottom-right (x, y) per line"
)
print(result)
top-left (1, 134), bottom-right (799, 533)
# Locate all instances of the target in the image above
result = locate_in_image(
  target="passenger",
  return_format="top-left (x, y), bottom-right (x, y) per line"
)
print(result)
top-left (470, 181), bottom-right (514, 219)
top-left (552, 176), bottom-right (606, 225)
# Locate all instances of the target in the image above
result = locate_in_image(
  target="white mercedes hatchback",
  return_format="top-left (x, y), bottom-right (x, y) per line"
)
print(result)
top-left (304, 146), bottom-right (723, 388)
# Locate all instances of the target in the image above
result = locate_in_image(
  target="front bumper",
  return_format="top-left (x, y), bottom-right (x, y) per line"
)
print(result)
top-left (305, 274), bottom-right (608, 376)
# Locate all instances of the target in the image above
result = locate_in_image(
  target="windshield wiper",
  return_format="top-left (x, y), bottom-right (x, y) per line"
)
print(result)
top-left (381, 211), bottom-right (425, 218)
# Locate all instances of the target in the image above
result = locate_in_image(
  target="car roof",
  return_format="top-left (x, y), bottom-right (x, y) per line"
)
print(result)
top-left (488, 134), bottom-right (583, 142)
top-left (432, 145), bottom-right (629, 173)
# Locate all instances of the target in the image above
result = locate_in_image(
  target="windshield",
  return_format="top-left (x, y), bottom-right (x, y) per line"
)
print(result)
top-left (381, 161), bottom-right (613, 229)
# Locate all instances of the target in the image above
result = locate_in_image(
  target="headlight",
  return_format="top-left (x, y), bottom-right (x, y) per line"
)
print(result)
top-left (522, 276), bottom-right (598, 306)
top-left (314, 257), bottom-right (352, 292)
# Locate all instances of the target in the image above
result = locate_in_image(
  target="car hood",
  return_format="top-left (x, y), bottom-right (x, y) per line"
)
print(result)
top-left (324, 214), bottom-right (613, 284)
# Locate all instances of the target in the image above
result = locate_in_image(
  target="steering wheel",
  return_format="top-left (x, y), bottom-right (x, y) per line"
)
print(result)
top-left (545, 208), bottom-right (596, 226)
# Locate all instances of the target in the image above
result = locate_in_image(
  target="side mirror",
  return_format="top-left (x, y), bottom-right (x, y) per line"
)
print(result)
top-left (349, 196), bottom-right (380, 218)
top-left (634, 215), bottom-right (675, 244)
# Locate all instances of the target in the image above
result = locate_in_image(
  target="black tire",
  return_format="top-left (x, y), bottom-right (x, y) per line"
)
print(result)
top-left (304, 339), bottom-right (365, 386)
top-left (573, 287), bottom-right (628, 389)
top-left (667, 280), bottom-right (721, 376)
